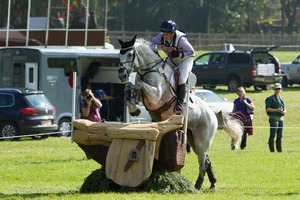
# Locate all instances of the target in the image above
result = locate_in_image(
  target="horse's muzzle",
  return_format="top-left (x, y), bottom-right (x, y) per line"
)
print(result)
top-left (118, 67), bottom-right (128, 82)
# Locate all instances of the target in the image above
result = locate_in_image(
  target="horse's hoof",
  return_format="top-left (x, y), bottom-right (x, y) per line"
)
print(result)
top-left (210, 183), bottom-right (216, 190)
top-left (131, 109), bottom-right (141, 116)
top-left (194, 182), bottom-right (202, 190)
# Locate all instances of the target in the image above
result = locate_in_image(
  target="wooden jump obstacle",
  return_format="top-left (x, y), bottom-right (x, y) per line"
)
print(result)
top-left (73, 115), bottom-right (186, 187)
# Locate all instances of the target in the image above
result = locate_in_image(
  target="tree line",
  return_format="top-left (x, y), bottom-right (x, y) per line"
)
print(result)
top-left (106, 0), bottom-right (300, 34)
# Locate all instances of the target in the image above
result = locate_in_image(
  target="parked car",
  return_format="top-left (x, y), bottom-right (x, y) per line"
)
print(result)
top-left (192, 89), bottom-right (233, 114)
top-left (0, 88), bottom-right (58, 141)
top-left (281, 55), bottom-right (300, 87)
top-left (192, 47), bottom-right (284, 92)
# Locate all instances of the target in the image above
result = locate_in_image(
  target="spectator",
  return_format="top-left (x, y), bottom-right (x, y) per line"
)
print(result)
top-left (81, 89), bottom-right (102, 122)
top-left (50, 12), bottom-right (64, 28)
top-left (265, 83), bottom-right (286, 152)
top-left (10, 2), bottom-right (27, 29)
top-left (70, 0), bottom-right (90, 29)
top-left (232, 86), bottom-right (255, 150)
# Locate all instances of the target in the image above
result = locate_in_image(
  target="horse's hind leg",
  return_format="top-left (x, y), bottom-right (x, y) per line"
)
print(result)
top-left (195, 153), bottom-right (217, 190)
top-left (194, 151), bottom-right (206, 190)
top-left (205, 153), bottom-right (217, 189)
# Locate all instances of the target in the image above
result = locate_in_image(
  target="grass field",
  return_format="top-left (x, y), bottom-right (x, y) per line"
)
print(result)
top-left (1, 85), bottom-right (299, 200)
top-left (1, 52), bottom-right (300, 199)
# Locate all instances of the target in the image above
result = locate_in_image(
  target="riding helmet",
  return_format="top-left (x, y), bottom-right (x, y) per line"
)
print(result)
top-left (159, 20), bottom-right (176, 33)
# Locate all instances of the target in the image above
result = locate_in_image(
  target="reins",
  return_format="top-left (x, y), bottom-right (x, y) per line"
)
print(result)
top-left (136, 56), bottom-right (177, 95)
top-left (119, 43), bottom-right (178, 114)
top-left (136, 59), bottom-right (164, 79)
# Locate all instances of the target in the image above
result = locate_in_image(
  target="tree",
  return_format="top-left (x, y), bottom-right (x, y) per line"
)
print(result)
top-left (281, 0), bottom-right (300, 34)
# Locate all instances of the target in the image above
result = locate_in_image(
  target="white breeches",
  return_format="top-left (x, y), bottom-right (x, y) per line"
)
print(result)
top-left (167, 57), bottom-right (193, 85)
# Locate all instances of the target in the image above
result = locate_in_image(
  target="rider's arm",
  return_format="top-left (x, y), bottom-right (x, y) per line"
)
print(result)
top-left (178, 37), bottom-right (195, 57)
top-left (151, 33), bottom-right (162, 48)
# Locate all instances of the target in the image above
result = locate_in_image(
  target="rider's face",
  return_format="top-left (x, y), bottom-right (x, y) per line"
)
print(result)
top-left (162, 32), bottom-right (173, 41)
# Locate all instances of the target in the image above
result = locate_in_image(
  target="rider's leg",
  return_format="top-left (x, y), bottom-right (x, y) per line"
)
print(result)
top-left (174, 83), bottom-right (186, 114)
top-left (174, 58), bottom-right (193, 114)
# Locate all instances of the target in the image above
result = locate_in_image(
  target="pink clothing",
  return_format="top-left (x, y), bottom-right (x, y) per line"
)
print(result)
top-left (81, 101), bottom-right (101, 122)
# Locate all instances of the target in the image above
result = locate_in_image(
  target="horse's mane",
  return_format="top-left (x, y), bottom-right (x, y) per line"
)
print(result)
top-left (134, 38), bottom-right (160, 60)
top-left (135, 38), bottom-right (150, 46)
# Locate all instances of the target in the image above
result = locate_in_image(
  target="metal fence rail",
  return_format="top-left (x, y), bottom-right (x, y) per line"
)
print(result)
top-left (107, 31), bottom-right (300, 51)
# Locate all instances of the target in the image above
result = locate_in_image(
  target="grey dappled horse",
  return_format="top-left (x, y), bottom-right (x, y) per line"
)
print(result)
top-left (117, 35), bottom-right (243, 190)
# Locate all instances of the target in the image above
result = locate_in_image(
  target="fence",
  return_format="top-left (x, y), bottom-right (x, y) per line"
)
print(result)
top-left (107, 31), bottom-right (300, 51)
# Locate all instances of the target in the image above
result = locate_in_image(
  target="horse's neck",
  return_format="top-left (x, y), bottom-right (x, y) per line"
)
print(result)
top-left (136, 44), bottom-right (175, 88)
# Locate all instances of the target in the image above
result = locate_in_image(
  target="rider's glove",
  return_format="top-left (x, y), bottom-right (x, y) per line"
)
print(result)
top-left (170, 51), bottom-right (183, 59)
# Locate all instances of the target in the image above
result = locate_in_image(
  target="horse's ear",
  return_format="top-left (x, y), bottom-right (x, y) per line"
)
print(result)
top-left (117, 37), bottom-right (124, 47)
top-left (129, 35), bottom-right (137, 46)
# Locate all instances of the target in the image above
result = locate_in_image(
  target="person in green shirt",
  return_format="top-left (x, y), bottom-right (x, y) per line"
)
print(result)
top-left (265, 83), bottom-right (286, 152)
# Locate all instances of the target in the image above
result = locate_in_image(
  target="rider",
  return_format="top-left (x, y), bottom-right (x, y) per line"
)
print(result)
top-left (151, 20), bottom-right (195, 114)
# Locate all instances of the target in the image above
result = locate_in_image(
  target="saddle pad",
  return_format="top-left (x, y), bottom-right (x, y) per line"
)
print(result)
top-left (105, 138), bottom-right (156, 187)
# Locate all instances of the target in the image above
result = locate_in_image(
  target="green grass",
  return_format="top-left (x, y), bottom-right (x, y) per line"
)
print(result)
top-left (1, 86), bottom-right (300, 199)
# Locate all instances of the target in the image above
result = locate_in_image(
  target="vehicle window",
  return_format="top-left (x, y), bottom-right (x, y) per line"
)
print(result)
top-left (48, 58), bottom-right (78, 76)
top-left (252, 53), bottom-right (274, 64)
top-left (24, 94), bottom-right (51, 107)
top-left (0, 94), bottom-right (14, 107)
top-left (211, 54), bottom-right (224, 64)
top-left (195, 92), bottom-right (224, 102)
top-left (194, 54), bottom-right (210, 65)
top-left (292, 56), bottom-right (300, 64)
top-left (228, 53), bottom-right (250, 64)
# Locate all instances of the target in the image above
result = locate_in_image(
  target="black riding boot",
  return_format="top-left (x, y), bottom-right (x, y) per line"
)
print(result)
top-left (174, 84), bottom-right (186, 114)
top-left (276, 141), bottom-right (282, 152)
top-left (268, 142), bottom-right (275, 152)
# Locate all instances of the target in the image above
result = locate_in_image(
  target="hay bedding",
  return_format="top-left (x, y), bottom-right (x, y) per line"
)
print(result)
top-left (80, 167), bottom-right (197, 194)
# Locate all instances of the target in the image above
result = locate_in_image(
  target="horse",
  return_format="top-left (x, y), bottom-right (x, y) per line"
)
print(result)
top-left (117, 35), bottom-right (243, 190)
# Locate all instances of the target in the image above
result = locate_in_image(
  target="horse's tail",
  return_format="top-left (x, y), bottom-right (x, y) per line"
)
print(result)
top-left (216, 110), bottom-right (243, 149)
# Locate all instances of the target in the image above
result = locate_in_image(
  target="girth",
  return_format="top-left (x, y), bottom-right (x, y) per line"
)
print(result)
top-left (143, 95), bottom-right (177, 117)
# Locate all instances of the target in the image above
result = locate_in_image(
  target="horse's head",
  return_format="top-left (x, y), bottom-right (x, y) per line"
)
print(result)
top-left (117, 35), bottom-right (137, 82)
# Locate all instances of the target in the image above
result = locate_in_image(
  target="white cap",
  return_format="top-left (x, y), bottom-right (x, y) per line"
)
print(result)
top-left (274, 83), bottom-right (282, 89)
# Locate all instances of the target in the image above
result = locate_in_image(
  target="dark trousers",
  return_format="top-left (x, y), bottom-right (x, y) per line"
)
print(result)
top-left (268, 118), bottom-right (283, 152)
top-left (240, 132), bottom-right (247, 149)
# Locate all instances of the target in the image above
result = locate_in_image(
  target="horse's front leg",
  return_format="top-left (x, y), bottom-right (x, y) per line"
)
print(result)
top-left (136, 80), bottom-right (162, 105)
top-left (125, 82), bottom-right (141, 116)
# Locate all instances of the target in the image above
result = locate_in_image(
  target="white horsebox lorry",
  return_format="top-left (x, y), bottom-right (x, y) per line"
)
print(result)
top-left (0, 47), bottom-right (150, 136)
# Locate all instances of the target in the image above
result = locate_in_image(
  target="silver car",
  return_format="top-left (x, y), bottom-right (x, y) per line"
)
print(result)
top-left (281, 55), bottom-right (300, 87)
top-left (193, 89), bottom-right (233, 114)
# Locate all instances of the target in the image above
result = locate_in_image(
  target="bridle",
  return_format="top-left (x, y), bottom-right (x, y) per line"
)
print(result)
top-left (119, 47), bottom-right (137, 74)
top-left (119, 45), bottom-right (164, 80)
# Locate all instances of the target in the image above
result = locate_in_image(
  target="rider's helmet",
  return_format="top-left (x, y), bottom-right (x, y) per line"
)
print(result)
top-left (159, 20), bottom-right (176, 33)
